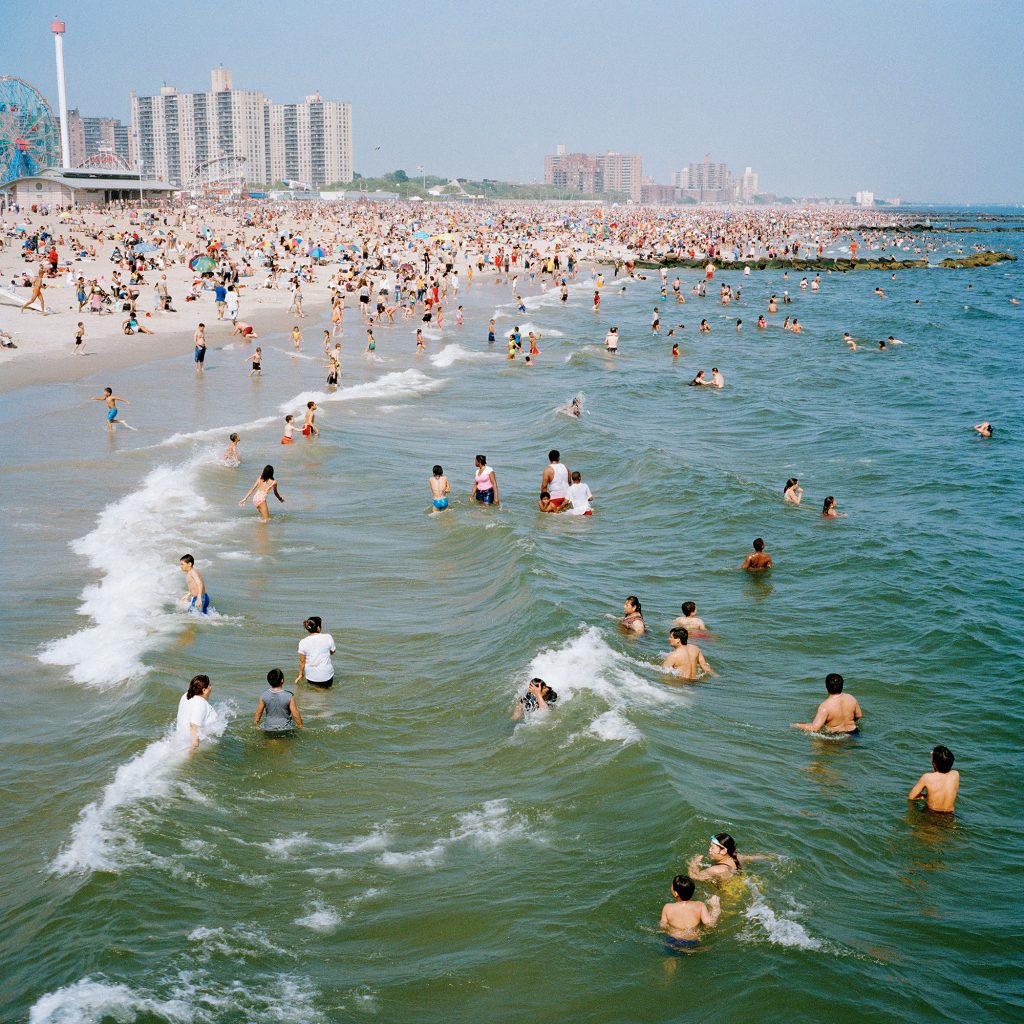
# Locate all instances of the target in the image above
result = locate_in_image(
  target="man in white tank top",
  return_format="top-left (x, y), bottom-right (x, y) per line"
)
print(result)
top-left (541, 449), bottom-right (571, 509)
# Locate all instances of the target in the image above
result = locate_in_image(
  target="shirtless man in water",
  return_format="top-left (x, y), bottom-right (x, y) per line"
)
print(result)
top-left (908, 745), bottom-right (960, 813)
top-left (179, 553), bottom-right (210, 615)
top-left (673, 601), bottom-right (708, 635)
top-left (741, 537), bottom-right (773, 570)
top-left (791, 673), bottom-right (862, 734)
top-left (662, 628), bottom-right (715, 680)
top-left (659, 875), bottom-right (720, 950)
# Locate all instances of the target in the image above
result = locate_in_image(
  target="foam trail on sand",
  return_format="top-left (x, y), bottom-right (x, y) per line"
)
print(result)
top-left (39, 451), bottom-right (226, 688)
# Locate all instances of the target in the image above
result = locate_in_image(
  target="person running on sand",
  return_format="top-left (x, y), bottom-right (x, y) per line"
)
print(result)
top-left (19, 266), bottom-right (45, 314)
top-left (662, 627), bottom-right (715, 680)
top-left (791, 673), bottom-right (862, 735)
top-left (92, 387), bottom-right (131, 429)
top-left (908, 745), bottom-right (960, 813)
top-left (240, 465), bottom-right (284, 522)
top-left (73, 321), bottom-right (85, 354)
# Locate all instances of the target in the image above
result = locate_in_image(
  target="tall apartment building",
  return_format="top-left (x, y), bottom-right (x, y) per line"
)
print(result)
top-left (66, 109), bottom-right (131, 167)
top-left (130, 68), bottom-right (352, 188)
top-left (672, 155), bottom-right (761, 203)
top-left (543, 148), bottom-right (643, 201)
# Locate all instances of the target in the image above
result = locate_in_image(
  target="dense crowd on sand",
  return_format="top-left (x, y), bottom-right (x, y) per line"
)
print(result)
top-left (6, 196), bottom-right (978, 952)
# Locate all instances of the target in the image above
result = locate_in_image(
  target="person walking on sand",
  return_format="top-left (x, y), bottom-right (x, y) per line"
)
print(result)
top-left (240, 465), bottom-right (284, 522)
top-left (20, 265), bottom-right (46, 314)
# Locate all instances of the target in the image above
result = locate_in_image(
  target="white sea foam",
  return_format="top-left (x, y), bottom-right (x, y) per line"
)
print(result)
top-left (429, 343), bottom-right (501, 368)
top-left (258, 827), bottom-right (390, 858)
top-left (295, 901), bottom-right (343, 933)
top-left (743, 892), bottom-right (822, 950)
top-left (279, 368), bottom-right (441, 416)
top-left (50, 707), bottom-right (230, 876)
top-left (586, 710), bottom-right (642, 744)
top-left (187, 923), bottom-right (289, 959)
top-left (151, 414), bottom-right (278, 449)
top-left (377, 800), bottom-right (528, 869)
top-left (30, 971), bottom-right (324, 1024)
top-left (528, 627), bottom-right (674, 711)
top-left (517, 321), bottom-right (565, 338)
top-left (39, 452), bottom-right (225, 688)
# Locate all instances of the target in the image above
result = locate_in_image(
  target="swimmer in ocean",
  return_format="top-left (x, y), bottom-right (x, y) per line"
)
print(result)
top-left (429, 465), bottom-right (451, 511)
top-left (741, 537), bottom-right (773, 570)
top-left (511, 678), bottom-right (558, 721)
top-left (92, 387), bottom-right (131, 429)
top-left (687, 832), bottom-right (772, 883)
top-left (673, 601), bottom-right (709, 635)
top-left (662, 627), bottom-right (715, 681)
top-left (843, 332), bottom-right (858, 351)
top-left (973, 421), bottom-right (993, 437)
top-left (908, 744), bottom-right (960, 813)
top-left (790, 673), bottom-right (862, 735)
top-left (179, 553), bottom-right (210, 615)
top-left (660, 875), bottom-right (720, 951)
top-left (620, 596), bottom-right (646, 636)
top-left (784, 478), bottom-right (803, 505)
top-left (224, 433), bottom-right (241, 467)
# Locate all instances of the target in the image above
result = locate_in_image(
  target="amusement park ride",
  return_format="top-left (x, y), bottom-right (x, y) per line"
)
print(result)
top-left (0, 76), bottom-right (61, 183)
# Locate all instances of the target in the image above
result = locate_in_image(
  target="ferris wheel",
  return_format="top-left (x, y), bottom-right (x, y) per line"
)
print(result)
top-left (0, 76), bottom-right (61, 184)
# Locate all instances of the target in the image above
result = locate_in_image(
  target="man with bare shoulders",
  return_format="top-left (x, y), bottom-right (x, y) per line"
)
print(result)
top-left (659, 875), bottom-right (720, 951)
top-left (673, 601), bottom-right (708, 635)
top-left (741, 537), bottom-right (773, 570)
top-left (540, 449), bottom-right (571, 509)
top-left (791, 673), bottom-right (862, 734)
top-left (908, 745), bottom-right (960, 813)
top-left (662, 627), bottom-right (715, 680)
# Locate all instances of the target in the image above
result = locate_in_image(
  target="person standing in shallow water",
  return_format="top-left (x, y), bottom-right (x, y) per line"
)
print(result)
top-left (471, 455), bottom-right (499, 506)
top-left (240, 465), bottom-right (284, 522)
top-left (741, 537), bottom-right (772, 570)
top-left (296, 616), bottom-right (336, 688)
top-left (254, 668), bottom-right (303, 734)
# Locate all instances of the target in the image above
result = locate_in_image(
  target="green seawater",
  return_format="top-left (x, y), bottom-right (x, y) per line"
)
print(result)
top-left (2, 221), bottom-right (1023, 1023)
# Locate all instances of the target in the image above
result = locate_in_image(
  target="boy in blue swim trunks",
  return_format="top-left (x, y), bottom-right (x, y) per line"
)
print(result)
top-left (92, 387), bottom-right (131, 429)
top-left (659, 875), bottom-right (720, 952)
top-left (179, 554), bottom-right (210, 614)
top-left (429, 465), bottom-right (450, 511)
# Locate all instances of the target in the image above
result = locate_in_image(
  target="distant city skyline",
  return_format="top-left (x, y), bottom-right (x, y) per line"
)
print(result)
top-left (5, 0), bottom-right (1023, 202)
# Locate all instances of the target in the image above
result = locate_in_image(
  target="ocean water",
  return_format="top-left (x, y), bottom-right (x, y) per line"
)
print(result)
top-left (2, 217), bottom-right (1023, 1023)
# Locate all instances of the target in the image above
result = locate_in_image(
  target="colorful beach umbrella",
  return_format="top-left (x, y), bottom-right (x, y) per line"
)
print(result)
top-left (190, 255), bottom-right (217, 273)
top-left (309, 246), bottom-right (325, 258)
top-left (412, 230), bottom-right (429, 240)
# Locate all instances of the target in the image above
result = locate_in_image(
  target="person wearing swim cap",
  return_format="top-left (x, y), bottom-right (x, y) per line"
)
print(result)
top-left (687, 833), bottom-right (773, 882)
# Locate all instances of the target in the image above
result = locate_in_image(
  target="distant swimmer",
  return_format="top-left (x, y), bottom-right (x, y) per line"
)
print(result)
top-left (973, 421), bottom-right (993, 437)
top-left (659, 875), bottom-right (720, 952)
top-left (662, 627), bottom-right (715, 681)
top-left (179, 553), bottom-right (210, 615)
top-left (710, 367), bottom-right (724, 388)
top-left (789, 319), bottom-right (803, 334)
top-left (843, 332), bottom-right (858, 351)
top-left (253, 667), bottom-right (303, 734)
top-left (570, 396), bottom-right (583, 417)
top-left (699, 319), bottom-right (711, 334)
top-left (756, 315), bottom-right (766, 329)
top-left (593, 289), bottom-right (601, 312)
top-left (92, 387), bottom-right (131, 429)
top-left (736, 319), bottom-right (742, 333)
top-left (687, 833), bottom-right (772, 883)
top-left (673, 601), bottom-right (709, 635)
top-left (565, 470), bottom-right (593, 516)
top-left (620, 595), bottom-right (646, 635)
top-left (1011, 297), bottom-right (1020, 305)
top-left (887, 335), bottom-right (904, 345)
top-left (671, 343), bottom-right (680, 358)
top-left (908, 744), bottom-right (960, 813)
top-left (176, 674), bottom-right (219, 752)
top-left (511, 677), bottom-right (558, 721)
top-left (429, 464), bottom-right (451, 511)
top-left (224, 433), bottom-right (241, 467)
top-left (232, 321), bottom-right (258, 339)
top-left (301, 401), bottom-right (320, 438)
top-left (874, 287), bottom-right (887, 298)
top-left (783, 478), bottom-right (803, 505)
top-left (296, 616), bottom-right (336, 688)
top-left (472, 454), bottom-right (500, 506)
top-left (541, 450), bottom-right (571, 509)
top-left (652, 307), bottom-right (661, 333)
top-left (281, 414), bottom-right (296, 445)
top-left (741, 537), bottom-right (773, 570)
top-left (604, 326), bottom-right (619, 353)
top-left (240, 464), bottom-right (284, 522)
top-left (689, 370), bottom-right (708, 387)
top-left (822, 495), bottom-right (844, 518)
top-left (790, 673), bottom-right (862, 735)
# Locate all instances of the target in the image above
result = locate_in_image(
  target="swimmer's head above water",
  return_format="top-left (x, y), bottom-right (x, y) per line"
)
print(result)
top-left (671, 875), bottom-right (696, 901)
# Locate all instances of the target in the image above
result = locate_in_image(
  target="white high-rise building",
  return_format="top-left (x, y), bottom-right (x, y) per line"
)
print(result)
top-left (741, 167), bottom-right (759, 201)
top-left (130, 69), bottom-right (352, 188)
top-left (855, 190), bottom-right (875, 206)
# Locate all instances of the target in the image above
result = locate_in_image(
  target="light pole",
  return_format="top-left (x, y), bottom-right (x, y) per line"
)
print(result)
top-left (418, 164), bottom-right (425, 191)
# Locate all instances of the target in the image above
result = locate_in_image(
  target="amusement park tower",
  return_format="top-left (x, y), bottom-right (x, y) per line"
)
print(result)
top-left (51, 17), bottom-right (71, 167)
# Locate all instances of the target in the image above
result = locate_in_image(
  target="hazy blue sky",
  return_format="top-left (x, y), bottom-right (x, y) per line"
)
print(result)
top-left (6, 0), bottom-right (1023, 200)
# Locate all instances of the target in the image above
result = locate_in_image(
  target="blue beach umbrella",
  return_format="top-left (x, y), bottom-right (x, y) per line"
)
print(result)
top-left (412, 230), bottom-right (429, 240)
top-left (309, 246), bottom-right (325, 258)
top-left (135, 242), bottom-right (158, 253)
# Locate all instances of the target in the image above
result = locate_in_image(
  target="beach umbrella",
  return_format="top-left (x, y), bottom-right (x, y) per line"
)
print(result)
top-left (399, 262), bottom-right (414, 273)
top-left (15, 225), bottom-right (28, 232)
top-left (309, 246), bottom-right (325, 259)
top-left (190, 255), bottom-right (217, 273)
top-left (412, 230), bottom-right (429, 239)
top-left (135, 242), bottom-right (158, 253)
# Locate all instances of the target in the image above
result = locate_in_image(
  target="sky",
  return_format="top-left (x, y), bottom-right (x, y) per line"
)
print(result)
top-left (5, 0), bottom-right (1023, 202)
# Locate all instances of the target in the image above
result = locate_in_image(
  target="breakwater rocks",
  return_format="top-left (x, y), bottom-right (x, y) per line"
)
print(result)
top-left (627, 252), bottom-right (1016, 272)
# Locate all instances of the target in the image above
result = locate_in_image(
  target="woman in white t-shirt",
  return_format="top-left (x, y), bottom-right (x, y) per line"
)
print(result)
top-left (176, 674), bottom-right (219, 751)
top-left (296, 616), bottom-right (337, 688)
